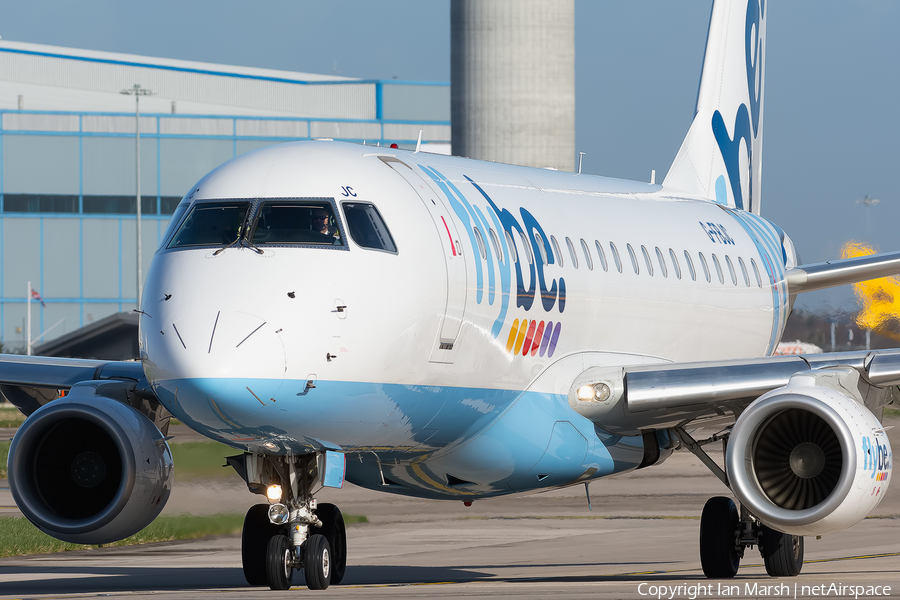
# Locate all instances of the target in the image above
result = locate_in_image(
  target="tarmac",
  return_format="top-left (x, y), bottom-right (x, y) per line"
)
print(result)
top-left (1, 420), bottom-right (898, 599)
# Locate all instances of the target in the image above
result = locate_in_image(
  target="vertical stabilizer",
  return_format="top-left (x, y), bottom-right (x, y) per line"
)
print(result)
top-left (663, 0), bottom-right (766, 214)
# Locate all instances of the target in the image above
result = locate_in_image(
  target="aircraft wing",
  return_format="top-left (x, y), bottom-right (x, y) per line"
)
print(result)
top-left (570, 349), bottom-right (900, 436)
top-left (0, 355), bottom-right (149, 416)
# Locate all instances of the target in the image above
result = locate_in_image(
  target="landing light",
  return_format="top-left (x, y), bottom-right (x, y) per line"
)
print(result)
top-left (268, 503), bottom-right (289, 524)
top-left (577, 383), bottom-right (611, 403)
top-left (266, 484), bottom-right (283, 502)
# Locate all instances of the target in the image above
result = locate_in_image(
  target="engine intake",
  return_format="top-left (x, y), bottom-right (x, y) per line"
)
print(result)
top-left (726, 369), bottom-right (892, 536)
top-left (8, 382), bottom-right (173, 544)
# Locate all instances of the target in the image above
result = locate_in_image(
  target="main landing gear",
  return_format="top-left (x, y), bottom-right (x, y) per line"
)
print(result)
top-left (699, 496), bottom-right (804, 578)
top-left (230, 453), bottom-right (347, 590)
top-left (674, 428), bottom-right (804, 579)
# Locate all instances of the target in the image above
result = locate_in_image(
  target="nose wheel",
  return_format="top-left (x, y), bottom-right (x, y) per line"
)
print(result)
top-left (236, 453), bottom-right (348, 590)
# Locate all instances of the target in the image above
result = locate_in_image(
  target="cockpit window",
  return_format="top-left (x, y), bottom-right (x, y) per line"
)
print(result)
top-left (249, 201), bottom-right (344, 246)
top-left (341, 202), bottom-right (397, 253)
top-left (167, 201), bottom-right (251, 249)
top-left (157, 198), bottom-right (191, 251)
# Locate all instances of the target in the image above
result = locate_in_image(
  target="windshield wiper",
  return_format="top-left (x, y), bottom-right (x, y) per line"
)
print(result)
top-left (213, 235), bottom-right (241, 256)
top-left (213, 208), bottom-right (253, 256)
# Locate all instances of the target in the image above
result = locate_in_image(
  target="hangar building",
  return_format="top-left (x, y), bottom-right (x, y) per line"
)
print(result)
top-left (0, 41), bottom-right (450, 352)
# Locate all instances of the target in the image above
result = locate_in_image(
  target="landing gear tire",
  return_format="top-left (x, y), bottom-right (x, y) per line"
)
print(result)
top-left (761, 525), bottom-right (804, 577)
top-left (304, 533), bottom-right (332, 590)
top-left (242, 504), bottom-right (283, 585)
top-left (700, 496), bottom-right (740, 578)
top-left (265, 534), bottom-right (294, 590)
top-left (314, 503), bottom-right (347, 585)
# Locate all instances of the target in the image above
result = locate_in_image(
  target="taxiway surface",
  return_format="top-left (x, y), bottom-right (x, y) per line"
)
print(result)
top-left (1, 421), bottom-right (898, 599)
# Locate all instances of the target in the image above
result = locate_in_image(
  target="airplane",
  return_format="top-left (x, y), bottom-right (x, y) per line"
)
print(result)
top-left (3, 0), bottom-right (895, 591)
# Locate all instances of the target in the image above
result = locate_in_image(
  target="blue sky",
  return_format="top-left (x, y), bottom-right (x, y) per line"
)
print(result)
top-left (3, 1), bottom-right (898, 314)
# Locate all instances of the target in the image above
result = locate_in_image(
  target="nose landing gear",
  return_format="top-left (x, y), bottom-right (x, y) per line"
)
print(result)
top-left (231, 452), bottom-right (347, 590)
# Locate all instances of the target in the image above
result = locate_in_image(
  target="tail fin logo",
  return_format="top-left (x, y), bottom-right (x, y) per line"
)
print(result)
top-left (712, 0), bottom-right (765, 212)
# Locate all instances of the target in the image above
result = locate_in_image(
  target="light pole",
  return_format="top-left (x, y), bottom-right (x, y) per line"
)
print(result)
top-left (121, 83), bottom-right (153, 306)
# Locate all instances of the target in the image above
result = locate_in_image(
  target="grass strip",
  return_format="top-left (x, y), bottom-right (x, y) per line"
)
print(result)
top-left (0, 512), bottom-right (367, 557)
top-left (0, 407), bottom-right (25, 428)
top-left (0, 440), bottom-right (8, 478)
top-left (0, 513), bottom-right (244, 557)
top-left (169, 440), bottom-right (244, 480)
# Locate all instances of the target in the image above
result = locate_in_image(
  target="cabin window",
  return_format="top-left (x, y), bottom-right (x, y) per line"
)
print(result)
top-left (725, 255), bottom-right (737, 285)
top-left (505, 230), bottom-right (518, 264)
top-left (683, 250), bottom-right (695, 281)
top-left (627, 244), bottom-right (639, 274)
top-left (581, 239), bottom-right (593, 270)
top-left (489, 228), bottom-right (503, 263)
top-left (698, 252), bottom-right (711, 282)
top-left (751, 258), bottom-right (762, 287)
top-left (595, 241), bottom-right (608, 272)
top-left (534, 231), bottom-right (549, 264)
top-left (168, 201), bottom-right (252, 249)
top-left (610, 242), bottom-right (623, 273)
top-left (712, 253), bottom-right (724, 284)
top-left (342, 202), bottom-right (396, 252)
top-left (252, 201), bottom-right (346, 247)
top-left (551, 235), bottom-right (564, 267)
top-left (567, 237), bottom-right (579, 269)
top-left (473, 226), bottom-right (487, 260)
top-left (641, 245), bottom-right (653, 276)
top-left (669, 248), bottom-right (681, 279)
top-left (738, 257), bottom-right (750, 287)
top-left (655, 247), bottom-right (668, 278)
top-left (518, 230), bottom-right (534, 264)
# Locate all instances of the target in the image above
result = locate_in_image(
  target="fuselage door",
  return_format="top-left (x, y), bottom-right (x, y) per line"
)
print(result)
top-left (379, 157), bottom-right (466, 363)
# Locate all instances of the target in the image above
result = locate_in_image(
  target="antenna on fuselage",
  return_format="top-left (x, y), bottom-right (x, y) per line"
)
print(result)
top-left (651, 169), bottom-right (656, 184)
top-left (415, 130), bottom-right (423, 153)
top-left (577, 152), bottom-right (585, 174)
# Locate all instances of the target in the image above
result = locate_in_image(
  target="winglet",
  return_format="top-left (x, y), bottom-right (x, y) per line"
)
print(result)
top-left (663, 0), bottom-right (766, 214)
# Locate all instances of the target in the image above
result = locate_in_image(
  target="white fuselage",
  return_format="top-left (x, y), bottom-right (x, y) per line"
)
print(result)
top-left (140, 140), bottom-right (793, 498)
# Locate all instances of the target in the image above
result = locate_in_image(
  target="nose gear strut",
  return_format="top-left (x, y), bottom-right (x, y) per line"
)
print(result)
top-left (228, 452), bottom-right (347, 590)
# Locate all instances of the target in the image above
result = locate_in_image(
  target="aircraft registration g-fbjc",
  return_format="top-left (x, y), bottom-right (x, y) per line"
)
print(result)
top-left (3, 0), bottom-right (897, 591)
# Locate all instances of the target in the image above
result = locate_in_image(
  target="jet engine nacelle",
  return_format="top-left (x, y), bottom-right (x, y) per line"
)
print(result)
top-left (726, 369), bottom-right (892, 536)
top-left (7, 383), bottom-right (174, 544)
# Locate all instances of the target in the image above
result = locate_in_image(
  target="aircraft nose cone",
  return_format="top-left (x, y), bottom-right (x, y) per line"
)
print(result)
top-left (150, 309), bottom-right (287, 421)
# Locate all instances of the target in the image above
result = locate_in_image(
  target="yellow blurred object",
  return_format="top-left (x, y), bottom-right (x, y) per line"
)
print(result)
top-left (842, 241), bottom-right (900, 341)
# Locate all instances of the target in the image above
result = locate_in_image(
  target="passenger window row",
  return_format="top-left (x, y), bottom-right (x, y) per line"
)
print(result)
top-left (472, 224), bottom-right (764, 288)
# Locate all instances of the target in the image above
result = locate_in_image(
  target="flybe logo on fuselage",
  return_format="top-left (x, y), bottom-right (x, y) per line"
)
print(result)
top-left (862, 436), bottom-right (891, 481)
top-left (420, 167), bottom-right (567, 349)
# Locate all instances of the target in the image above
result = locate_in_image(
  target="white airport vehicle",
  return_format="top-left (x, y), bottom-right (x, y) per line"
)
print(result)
top-left (3, 0), bottom-right (894, 590)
